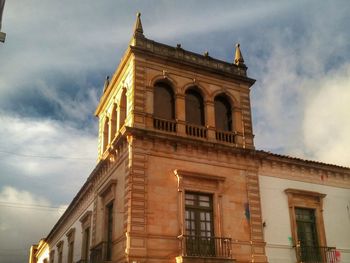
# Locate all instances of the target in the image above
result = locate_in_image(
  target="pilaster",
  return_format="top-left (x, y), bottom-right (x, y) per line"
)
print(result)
top-left (246, 169), bottom-right (267, 263)
top-left (124, 135), bottom-right (148, 260)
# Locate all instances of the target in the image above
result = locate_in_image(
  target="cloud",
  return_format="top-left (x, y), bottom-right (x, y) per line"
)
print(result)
top-left (303, 64), bottom-right (350, 167)
top-left (0, 113), bottom-right (97, 202)
top-left (1, 1), bottom-right (350, 262)
top-left (249, 1), bottom-right (350, 167)
top-left (0, 1), bottom-right (133, 120)
top-left (0, 186), bottom-right (67, 263)
top-left (0, 114), bottom-right (96, 262)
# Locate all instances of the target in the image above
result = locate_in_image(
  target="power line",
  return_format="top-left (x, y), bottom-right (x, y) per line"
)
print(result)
top-left (0, 150), bottom-right (95, 161)
top-left (0, 248), bottom-right (27, 251)
top-left (0, 201), bottom-right (67, 211)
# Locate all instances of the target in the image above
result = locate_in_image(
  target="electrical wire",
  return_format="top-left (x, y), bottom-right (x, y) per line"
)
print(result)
top-left (0, 150), bottom-right (95, 161)
top-left (0, 201), bottom-right (67, 211)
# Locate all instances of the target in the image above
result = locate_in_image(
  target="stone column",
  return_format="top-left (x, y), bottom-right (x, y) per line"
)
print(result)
top-left (175, 94), bottom-right (186, 135)
top-left (145, 85), bottom-right (154, 129)
top-left (234, 108), bottom-right (243, 146)
top-left (205, 100), bottom-right (216, 141)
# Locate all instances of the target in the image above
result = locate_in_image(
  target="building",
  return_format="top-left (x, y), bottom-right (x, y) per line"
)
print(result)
top-left (0, 0), bottom-right (6, 43)
top-left (29, 13), bottom-right (350, 263)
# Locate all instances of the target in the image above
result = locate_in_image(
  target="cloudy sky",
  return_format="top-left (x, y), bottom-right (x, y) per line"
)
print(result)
top-left (1, 1), bottom-right (350, 262)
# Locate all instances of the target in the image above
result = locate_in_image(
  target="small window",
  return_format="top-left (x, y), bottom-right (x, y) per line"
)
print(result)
top-left (56, 241), bottom-right (64, 263)
top-left (154, 82), bottom-right (175, 120)
top-left (106, 202), bottom-right (114, 260)
top-left (82, 227), bottom-right (90, 260)
top-left (58, 251), bottom-right (62, 263)
top-left (185, 88), bottom-right (205, 126)
top-left (67, 240), bottom-right (74, 263)
top-left (49, 250), bottom-right (55, 263)
top-left (214, 95), bottom-right (232, 131)
top-left (66, 229), bottom-right (75, 263)
top-left (80, 211), bottom-right (92, 262)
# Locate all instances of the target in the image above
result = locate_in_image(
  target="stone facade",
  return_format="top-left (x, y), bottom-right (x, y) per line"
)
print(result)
top-left (29, 14), bottom-right (350, 263)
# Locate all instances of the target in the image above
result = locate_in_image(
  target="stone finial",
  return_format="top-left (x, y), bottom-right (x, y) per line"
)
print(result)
top-left (103, 76), bottom-right (110, 93)
top-left (234, 43), bottom-right (246, 67)
top-left (133, 12), bottom-right (144, 38)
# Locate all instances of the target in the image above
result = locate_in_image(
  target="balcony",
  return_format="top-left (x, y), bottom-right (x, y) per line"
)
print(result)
top-left (295, 245), bottom-right (337, 263)
top-left (153, 117), bottom-right (177, 133)
top-left (186, 124), bottom-right (207, 139)
top-left (215, 130), bottom-right (235, 144)
top-left (151, 117), bottom-right (240, 146)
top-left (177, 235), bottom-right (235, 263)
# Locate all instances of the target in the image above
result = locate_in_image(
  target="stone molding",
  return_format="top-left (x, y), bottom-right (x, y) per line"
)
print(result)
top-left (285, 188), bottom-right (327, 248)
top-left (130, 37), bottom-right (254, 82)
top-left (66, 228), bottom-right (75, 242)
top-left (174, 169), bottom-right (226, 240)
top-left (258, 151), bottom-right (350, 189)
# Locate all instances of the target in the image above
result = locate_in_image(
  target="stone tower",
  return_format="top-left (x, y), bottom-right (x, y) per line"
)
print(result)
top-left (93, 13), bottom-right (266, 263)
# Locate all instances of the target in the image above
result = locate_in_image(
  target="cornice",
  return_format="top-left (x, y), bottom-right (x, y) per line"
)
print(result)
top-left (257, 150), bottom-right (350, 176)
top-left (94, 47), bottom-right (133, 116)
top-left (123, 125), bottom-right (256, 158)
top-left (285, 188), bottom-right (327, 199)
top-left (130, 39), bottom-right (256, 86)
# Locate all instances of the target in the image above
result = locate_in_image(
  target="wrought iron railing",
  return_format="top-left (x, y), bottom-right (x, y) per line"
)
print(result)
top-left (215, 130), bottom-right (235, 144)
top-left (295, 244), bottom-right (337, 263)
top-left (185, 124), bottom-right (207, 138)
top-left (90, 242), bottom-right (108, 263)
top-left (153, 117), bottom-right (177, 133)
top-left (180, 235), bottom-right (232, 258)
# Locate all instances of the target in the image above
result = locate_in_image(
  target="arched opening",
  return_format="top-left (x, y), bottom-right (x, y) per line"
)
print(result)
top-left (185, 88), bottom-right (205, 126)
top-left (102, 117), bottom-right (109, 152)
top-left (110, 103), bottom-right (117, 139)
top-left (119, 89), bottom-right (127, 128)
top-left (214, 95), bottom-right (232, 131)
top-left (154, 82), bottom-right (175, 120)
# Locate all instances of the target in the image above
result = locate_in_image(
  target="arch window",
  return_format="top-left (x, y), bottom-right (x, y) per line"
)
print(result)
top-left (214, 95), bottom-right (232, 131)
top-left (185, 88), bottom-right (205, 126)
top-left (154, 82), bottom-right (175, 120)
top-left (110, 104), bottom-right (117, 139)
top-left (102, 117), bottom-right (109, 152)
top-left (119, 89), bottom-right (127, 128)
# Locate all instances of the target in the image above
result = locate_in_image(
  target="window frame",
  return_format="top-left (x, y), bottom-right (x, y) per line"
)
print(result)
top-left (56, 240), bottom-right (64, 263)
top-left (105, 201), bottom-right (114, 261)
top-left (214, 94), bottom-right (233, 132)
top-left (174, 170), bottom-right (225, 240)
top-left (153, 81), bottom-right (175, 120)
top-left (79, 210), bottom-right (92, 261)
top-left (185, 192), bottom-right (214, 237)
top-left (285, 189), bottom-right (327, 249)
top-left (185, 88), bottom-right (205, 126)
top-left (66, 228), bottom-right (75, 263)
top-left (97, 179), bottom-right (117, 261)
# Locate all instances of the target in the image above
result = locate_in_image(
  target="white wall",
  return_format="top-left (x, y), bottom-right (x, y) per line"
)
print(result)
top-left (50, 202), bottom-right (94, 263)
top-left (259, 175), bottom-right (350, 263)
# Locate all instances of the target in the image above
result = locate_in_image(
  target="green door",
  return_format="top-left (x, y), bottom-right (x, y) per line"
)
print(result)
top-left (295, 208), bottom-right (321, 262)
